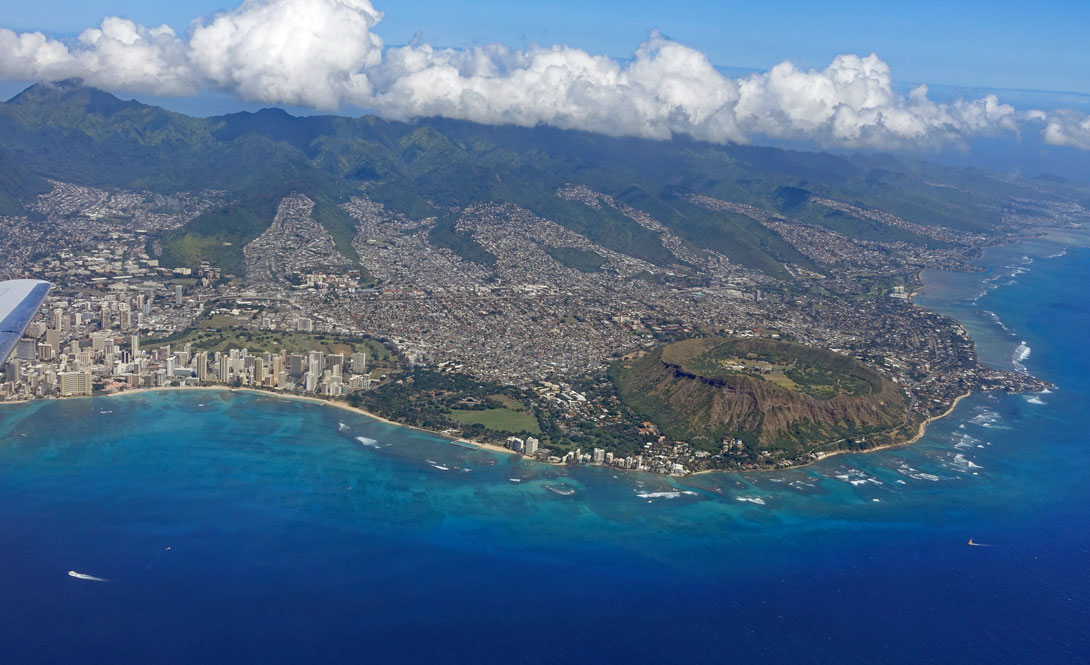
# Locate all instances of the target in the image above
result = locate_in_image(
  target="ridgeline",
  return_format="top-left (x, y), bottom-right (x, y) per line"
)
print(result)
top-left (611, 337), bottom-right (911, 460)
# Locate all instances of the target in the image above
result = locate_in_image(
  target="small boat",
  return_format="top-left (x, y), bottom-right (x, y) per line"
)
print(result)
top-left (68, 570), bottom-right (112, 582)
top-left (968, 538), bottom-right (991, 547)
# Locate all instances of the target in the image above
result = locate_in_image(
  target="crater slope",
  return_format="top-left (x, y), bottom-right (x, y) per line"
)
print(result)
top-left (611, 337), bottom-right (911, 459)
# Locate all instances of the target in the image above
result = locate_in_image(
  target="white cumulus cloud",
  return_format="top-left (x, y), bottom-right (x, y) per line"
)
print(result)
top-left (189, 0), bottom-right (384, 109)
top-left (367, 33), bottom-right (744, 142)
top-left (0, 18), bottom-right (195, 95)
top-left (733, 57), bottom-right (1018, 148)
top-left (0, 0), bottom-right (1081, 151)
top-left (1035, 109), bottom-right (1090, 150)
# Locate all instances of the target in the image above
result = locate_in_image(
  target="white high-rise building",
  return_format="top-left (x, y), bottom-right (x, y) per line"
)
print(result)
top-left (351, 352), bottom-right (367, 374)
top-left (195, 352), bottom-right (209, 382)
top-left (308, 351), bottom-right (324, 375)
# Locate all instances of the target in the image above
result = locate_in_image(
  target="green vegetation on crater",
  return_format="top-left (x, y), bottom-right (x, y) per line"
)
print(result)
top-left (611, 337), bottom-right (910, 457)
top-left (674, 338), bottom-right (875, 400)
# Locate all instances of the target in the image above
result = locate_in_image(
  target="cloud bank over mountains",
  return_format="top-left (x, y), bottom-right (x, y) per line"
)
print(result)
top-left (1, 0), bottom-right (1087, 151)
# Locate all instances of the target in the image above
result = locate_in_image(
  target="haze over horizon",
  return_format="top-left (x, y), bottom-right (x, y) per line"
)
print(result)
top-left (1, 0), bottom-right (1089, 163)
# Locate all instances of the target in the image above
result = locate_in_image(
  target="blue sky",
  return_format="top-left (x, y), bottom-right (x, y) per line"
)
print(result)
top-left (2, 0), bottom-right (1088, 94)
top-left (2, 0), bottom-right (1090, 178)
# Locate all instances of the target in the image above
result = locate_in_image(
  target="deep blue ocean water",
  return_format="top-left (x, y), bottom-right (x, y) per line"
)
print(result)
top-left (3, 230), bottom-right (1090, 664)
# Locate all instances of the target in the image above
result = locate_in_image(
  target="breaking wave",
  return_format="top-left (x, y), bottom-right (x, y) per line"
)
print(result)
top-left (736, 496), bottom-right (767, 505)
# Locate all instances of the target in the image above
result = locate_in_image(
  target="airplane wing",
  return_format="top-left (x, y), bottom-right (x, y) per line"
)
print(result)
top-left (0, 279), bottom-right (52, 364)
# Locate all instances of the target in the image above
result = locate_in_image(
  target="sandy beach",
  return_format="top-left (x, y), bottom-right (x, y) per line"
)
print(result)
top-left (103, 385), bottom-right (519, 457)
top-left (6, 383), bottom-right (974, 475)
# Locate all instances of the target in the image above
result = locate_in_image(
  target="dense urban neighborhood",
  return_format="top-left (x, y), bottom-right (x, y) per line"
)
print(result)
top-left (0, 169), bottom-right (1069, 473)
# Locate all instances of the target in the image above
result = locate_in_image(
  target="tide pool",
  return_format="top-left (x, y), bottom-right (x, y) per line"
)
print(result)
top-left (2, 231), bottom-right (1090, 664)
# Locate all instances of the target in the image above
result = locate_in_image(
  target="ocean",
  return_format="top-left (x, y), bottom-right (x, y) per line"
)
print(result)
top-left (2, 230), bottom-right (1089, 664)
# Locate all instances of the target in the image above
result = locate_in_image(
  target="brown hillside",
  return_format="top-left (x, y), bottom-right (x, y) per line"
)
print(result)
top-left (611, 337), bottom-right (910, 456)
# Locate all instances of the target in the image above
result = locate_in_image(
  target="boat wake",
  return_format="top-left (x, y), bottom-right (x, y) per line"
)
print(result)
top-left (68, 570), bottom-right (113, 582)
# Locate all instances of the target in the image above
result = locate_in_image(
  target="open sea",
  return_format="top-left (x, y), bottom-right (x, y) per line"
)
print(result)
top-left (3, 230), bottom-right (1090, 664)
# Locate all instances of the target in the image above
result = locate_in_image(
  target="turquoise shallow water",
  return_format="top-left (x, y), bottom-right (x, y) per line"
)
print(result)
top-left (2, 231), bottom-right (1090, 664)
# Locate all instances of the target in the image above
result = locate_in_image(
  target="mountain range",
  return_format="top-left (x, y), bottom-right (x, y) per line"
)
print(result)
top-left (1, 79), bottom-right (1086, 279)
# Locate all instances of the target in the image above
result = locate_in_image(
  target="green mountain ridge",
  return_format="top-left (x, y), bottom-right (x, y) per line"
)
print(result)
top-left (0, 81), bottom-right (1082, 278)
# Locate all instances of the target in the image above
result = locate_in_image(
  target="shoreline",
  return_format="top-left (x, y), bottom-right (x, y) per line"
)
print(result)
top-left (101, 385), bottom-right (519, 458)
top-left (799, 390), bottom-right (973, 469)
top-left (5, 231), bottom-right (1071, 475)
top-left (9, 383), bottom-right (975, 477)
top-left (688, 390), bottom-right (974, 476)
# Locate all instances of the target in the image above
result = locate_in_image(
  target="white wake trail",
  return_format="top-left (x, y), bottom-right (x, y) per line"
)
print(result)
top-left (68, 570), bottom-right (113, 582)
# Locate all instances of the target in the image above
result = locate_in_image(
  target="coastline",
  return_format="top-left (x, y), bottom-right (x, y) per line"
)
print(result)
top-left (6, 230), bottom-right (1069, 475)
top-left (807, 390), bottom-right (973, 467)
top-left (4, 383), bottom-right (977, 476)
top-left (101, 385), bottom-right (519, 457)
top-left (160, 225), bottom-right (1046, 476)
top-left (687, 390), bottom-right (974, 476)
